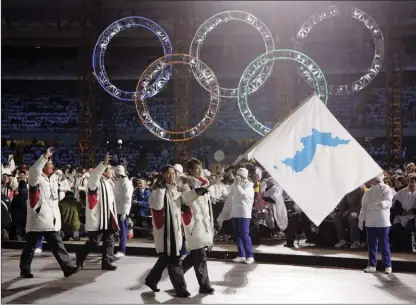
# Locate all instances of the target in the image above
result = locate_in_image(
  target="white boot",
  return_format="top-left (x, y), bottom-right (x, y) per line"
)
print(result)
top-left (34, 248), bottom-right (42, 256)
top-left (385, 267), bottom-right (392, 274)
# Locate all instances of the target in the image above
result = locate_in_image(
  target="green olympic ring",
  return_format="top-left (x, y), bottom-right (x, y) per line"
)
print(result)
top-left (237, 49), bottom-right (328, 136)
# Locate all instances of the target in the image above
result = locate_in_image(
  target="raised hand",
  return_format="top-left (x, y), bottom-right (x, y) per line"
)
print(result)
top-left (104, 152), bottom-right (112, 165)
top-left (44, 147), bottom-right (54, 159)
top-left (195, 187), bottom-right (209, 196)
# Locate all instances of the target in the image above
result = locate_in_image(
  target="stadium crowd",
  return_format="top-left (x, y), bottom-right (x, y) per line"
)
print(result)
top-left (2, 150), bottom-right (415, 271)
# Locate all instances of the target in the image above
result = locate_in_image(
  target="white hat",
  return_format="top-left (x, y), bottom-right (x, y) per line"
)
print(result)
top-left (203, 169), bottom-right (211, 177)
top-left (375, 172), bottom-right (385, 182)
top-left (395, 169), bottom-right (403, 175)
top-left (114, 165), bottom-right (126, 176)
top-left (55, 170), bottom-right (63, 176)
top-left (236, 168), bottom-right (249, 179)
top-left (173, 164), bottom-right (183, 174)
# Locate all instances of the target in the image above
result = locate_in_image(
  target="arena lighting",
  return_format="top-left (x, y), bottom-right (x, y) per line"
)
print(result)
top-left (92, 16), bottom-right (173, 101)
top-left (117, 139), bottom-right (123, 145)
top-left (294, 5), bottom-right (384, 95)
top-left (135, 54), bottom-right (220, 142)
top-left (238, 49), bottom-right (328, 136)
top-left (189, 10), bottom-right (275, 99)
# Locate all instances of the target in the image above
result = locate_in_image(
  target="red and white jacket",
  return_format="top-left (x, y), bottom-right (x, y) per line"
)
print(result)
top-left (150, 185), bottom-right (183, 257)
top-left (86, 162), bottom-right (118, 232)
top-left (26, 156), bottom-right (61, 232)
top-left (180, 176), bottom-right (214, 251)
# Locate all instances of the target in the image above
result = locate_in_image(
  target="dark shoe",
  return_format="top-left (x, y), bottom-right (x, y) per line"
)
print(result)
top-left (75, 253), bottom-right (84, 269)
top-left (176, 290), bottom-right (191, 298)
top-left (284, 243), bottom-right (295, 248)
top-left (145, 281), bottom-right (160, 292)
top-left (199, 286), bottom-right (215, 294)
top-left (109, 256), bottom-right (120, 263)
top-left (101, 263), bottom-right (117, 271)
top-left (20, 271), bottom-right (34, 278)
top-left (64, 265), bottom-right (80, 277)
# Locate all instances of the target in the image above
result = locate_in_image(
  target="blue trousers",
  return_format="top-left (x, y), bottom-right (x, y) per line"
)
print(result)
top-left (117, 215), bottom-right (128, 254)
top-left (36, 236), bottom-right (44, 249)
top-left (232, 218), bottom-right (253, 258)
top-left (367, 227), bottom-right (391, 268)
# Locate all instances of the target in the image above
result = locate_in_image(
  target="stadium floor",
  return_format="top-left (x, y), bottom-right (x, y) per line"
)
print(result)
top-left (2, 249), bottom-right (416, 304)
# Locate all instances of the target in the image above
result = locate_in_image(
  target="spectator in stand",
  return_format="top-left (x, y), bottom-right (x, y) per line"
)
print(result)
top-left (405, 163), bottom-right (415, 177)
top-left (2, 194), bottom-right (13, 240)
top-left (59, 191), bottom-right (81, 241)
top-left (390, 173), bottom-right (416, 252)
top-left (358, 173), bottom-right (394, 274)
top-left (393, 175), bottom-right (407, 192)
top-left (334, 188), bottom-right (365, 249)
top-left (10, 180), bottom-right (28, 240)
top-left (52, 169), bottom-right (71, 202)
top-left (2, 173), bottom-right (18, 200)
top-left (132, 179), bottom-right (151, 228)
top-left (18, 170), bottom-right (27, 183)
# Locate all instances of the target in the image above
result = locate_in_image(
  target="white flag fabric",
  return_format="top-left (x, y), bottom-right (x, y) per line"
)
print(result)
top-left (246, 95), bottom-right (383, 226)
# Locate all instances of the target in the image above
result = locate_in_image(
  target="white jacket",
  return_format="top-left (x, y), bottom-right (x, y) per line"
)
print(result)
top-left (114, 177), bottom-right (134, 215)
top-left (150, 186), bottom-right (183, 256)
top-left (51, 173), bottom-right (71, 201)
top-left (359, 183), bottom-right (393, 228)
top-left (181, 177), bottom-right (214, 251)
top-left (75, 173), bottom-right (90, 200)
top-left (392, 187), bottom-right (416, 227)
top-left (85, 162), bottom-right (118, 232)
top-left (26, 156), bottom-right (61, 232)
top-left (208, 181), bottom-right (231, 203)
top-left (229, 180), bottom-right (255, 218)
top-left (262, 182), bottom-right (288, 231)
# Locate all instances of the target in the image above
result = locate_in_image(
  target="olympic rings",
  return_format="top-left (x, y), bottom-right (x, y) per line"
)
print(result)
top-left (238, 49), bottom-right (328, 136)
top-left (294, 5), bottom-right (384, 95)
top-left (92, 16), bottom-right (173, 101)
top-left (135, 54), bottom-right (220, 141)
top-left (189, 11), bottom-right (275, 99)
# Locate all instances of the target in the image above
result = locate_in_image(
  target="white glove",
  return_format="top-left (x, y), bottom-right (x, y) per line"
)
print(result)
top-left (120, 214), bottom-right (127, 221)
top-left (358, 220), bottom-right (364, 231)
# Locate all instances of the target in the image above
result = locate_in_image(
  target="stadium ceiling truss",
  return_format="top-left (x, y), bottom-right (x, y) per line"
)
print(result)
top-left (385, 2), bottom-right (404, 166)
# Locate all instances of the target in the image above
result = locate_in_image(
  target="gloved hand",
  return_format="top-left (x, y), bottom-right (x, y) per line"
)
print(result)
top-left (358, 220), bottom-right (364, 231)
top-left (155, 176), bottom-right (166, 189)
top-left (120, 214), bottom-right (127, 221)
top-left (195, 187), bottom-right (209, 196)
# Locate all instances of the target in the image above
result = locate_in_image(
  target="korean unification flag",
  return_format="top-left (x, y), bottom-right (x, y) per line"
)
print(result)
top-left (246, 94), bottom-right (383, 226)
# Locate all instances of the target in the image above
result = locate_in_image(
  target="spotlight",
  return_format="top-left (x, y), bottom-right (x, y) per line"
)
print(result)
top-left (117, 139), bottom-right (123, 145)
